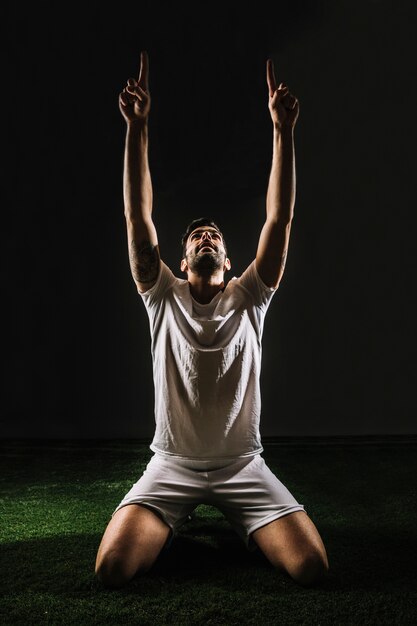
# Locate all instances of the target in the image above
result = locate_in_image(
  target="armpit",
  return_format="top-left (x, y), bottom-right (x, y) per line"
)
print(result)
top-left (129, 239), bottom-right (160, 284)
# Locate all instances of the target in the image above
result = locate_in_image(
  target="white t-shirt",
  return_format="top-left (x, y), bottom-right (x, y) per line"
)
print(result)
top-left (139, 259), bottom-right (277, 461)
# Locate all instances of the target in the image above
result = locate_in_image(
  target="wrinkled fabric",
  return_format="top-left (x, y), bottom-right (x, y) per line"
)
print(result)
top-left (139, 259), bottom-right (277, 460)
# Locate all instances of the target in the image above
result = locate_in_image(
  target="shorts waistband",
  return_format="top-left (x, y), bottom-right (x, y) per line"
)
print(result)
top-left (153, 451), bottom-right (260, 471)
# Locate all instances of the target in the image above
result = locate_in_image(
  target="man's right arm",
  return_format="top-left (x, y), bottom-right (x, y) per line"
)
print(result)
top-left (119, 51), bottom-right (160, 293)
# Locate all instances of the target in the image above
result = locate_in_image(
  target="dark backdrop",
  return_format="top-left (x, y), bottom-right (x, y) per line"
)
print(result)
top-left (4, 0), bottom-right (417, 438)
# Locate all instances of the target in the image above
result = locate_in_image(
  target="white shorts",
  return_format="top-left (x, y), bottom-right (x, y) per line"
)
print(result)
top-left (113, 453), bottom-right (305, 552)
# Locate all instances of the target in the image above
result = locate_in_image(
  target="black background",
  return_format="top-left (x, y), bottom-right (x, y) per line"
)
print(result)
top-left (4, 0), bottom-right (417, 438)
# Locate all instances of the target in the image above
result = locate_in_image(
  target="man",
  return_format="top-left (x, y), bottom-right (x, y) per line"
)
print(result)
top-left (95, 51), bottom-right (329, 588)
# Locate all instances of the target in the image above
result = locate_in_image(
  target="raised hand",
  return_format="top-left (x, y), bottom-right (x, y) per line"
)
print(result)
top-left (119, 51), bottom-right (151, 123)
top-left (266, 58), bottom-right (299, 130)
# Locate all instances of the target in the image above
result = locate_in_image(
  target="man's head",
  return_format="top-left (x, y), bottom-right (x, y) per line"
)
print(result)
top-left (180, 217), bottom-right (231, 277)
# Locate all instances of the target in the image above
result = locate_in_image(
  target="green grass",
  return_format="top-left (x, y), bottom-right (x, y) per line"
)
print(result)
top-left (1, 437), bottom-right (417, 625)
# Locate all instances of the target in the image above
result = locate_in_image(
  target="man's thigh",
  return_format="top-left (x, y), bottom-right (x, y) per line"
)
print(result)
top-left (251, 510), bottom-right (329, 585)
top-left (211, 454), bottom-right (305, 550)
top-left (95, 503), bottom-right (172, 585)
top-left (112, 454), bottom-right (204, 533)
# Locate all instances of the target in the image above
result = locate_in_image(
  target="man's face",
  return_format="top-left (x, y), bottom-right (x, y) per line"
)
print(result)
top-left (182, 227), bottom-right (229, 276)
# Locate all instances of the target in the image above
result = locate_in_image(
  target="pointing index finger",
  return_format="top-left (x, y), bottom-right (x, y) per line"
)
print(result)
top-left (138, 50), bottom-right (149, 90)
top-left (266, 58), bottom-right (277, 96)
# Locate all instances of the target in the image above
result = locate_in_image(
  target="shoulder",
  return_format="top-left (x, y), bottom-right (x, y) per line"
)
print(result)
top-left (229, 259), bottom-right (277, 309)
top-left (139, 260), bottom-right (184, 303)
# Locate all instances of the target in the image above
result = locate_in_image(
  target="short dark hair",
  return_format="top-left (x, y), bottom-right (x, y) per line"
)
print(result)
top-left (181, 217), bottom-right (227, 257)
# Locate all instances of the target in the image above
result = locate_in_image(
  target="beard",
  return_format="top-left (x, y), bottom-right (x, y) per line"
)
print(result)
top-left (186, 248), bottom-right (225, 277)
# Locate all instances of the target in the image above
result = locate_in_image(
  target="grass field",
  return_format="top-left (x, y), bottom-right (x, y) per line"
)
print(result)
top-left (1, 437), bottom-right (416, 625)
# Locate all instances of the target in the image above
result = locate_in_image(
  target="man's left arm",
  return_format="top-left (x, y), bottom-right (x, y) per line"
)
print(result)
top-left (256, 59), bottom-right (299, 289)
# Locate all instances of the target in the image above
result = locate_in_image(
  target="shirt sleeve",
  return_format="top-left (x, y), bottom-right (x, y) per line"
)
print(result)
top-left (138, 260), bottom-right (177, 318)
top-left (236, 259), bottom-right (278, 312)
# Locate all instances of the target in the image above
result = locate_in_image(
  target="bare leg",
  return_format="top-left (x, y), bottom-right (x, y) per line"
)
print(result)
top-left (95, 504), bottom-right (171, 588)
top-left (251, 511), bottom-right (329, 586)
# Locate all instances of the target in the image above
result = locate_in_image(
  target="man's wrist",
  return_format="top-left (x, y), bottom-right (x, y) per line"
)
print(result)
top-left (127, 118), bottom-right (149, 132)
top-left (126, 119), bottom-right (149, 142)
top-left (273, 123), bottom-right (294, 137)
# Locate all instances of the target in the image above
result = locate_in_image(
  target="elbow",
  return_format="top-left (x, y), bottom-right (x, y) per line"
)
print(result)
top-left (266, 200), bottom-right (295, 225)
top-left (265, 215), bottom-right (293, 231)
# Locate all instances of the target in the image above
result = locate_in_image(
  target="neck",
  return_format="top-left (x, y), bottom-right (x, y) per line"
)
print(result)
top-left (187, 270), bottom-right (225, 304)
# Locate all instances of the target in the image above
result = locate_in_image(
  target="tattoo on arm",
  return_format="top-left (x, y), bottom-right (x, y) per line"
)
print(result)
top-left (280, 249), bottom-right (288, 273)
top-left (129, 240), bottom-right (160, 284)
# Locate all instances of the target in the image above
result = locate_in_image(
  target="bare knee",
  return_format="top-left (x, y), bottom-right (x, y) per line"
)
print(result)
top-left (94, 504), bottom-right (171, 588)
top-left (290, 549), bottom-right (329, 587)
top-left (95, 549), bottom-right (149, 589)
top-left (95, 551), bottom-right (130, 589)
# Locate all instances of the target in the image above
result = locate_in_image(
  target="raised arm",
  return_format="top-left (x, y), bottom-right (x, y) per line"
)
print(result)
top-left (255, 58), bottom-right (299, 289)
top-left (119, 51), bottom-right (160, 293)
